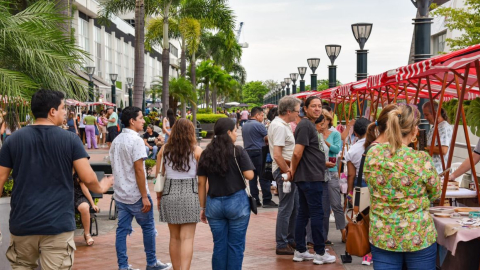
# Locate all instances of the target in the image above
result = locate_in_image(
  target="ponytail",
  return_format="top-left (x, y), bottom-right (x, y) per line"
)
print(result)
top-left (364, 123), bottom-right (378, 148)
top-left (385, 109), bottom-right (403, 153)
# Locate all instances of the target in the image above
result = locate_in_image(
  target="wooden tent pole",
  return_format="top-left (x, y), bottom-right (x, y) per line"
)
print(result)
top-left (441, 64), bottom-right (473, 205)
top-left (426, 75), bottom-right (447, 171)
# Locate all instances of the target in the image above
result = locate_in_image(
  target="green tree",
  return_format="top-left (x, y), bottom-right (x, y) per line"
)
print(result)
top-left (306, 79), bottom-right (342, 91)
top-left (242, 81), bottom-right (269, 105)
top-left (0, 0), bottom-right (89, 99)
top-left (432, 0), bottom-right (480, 50)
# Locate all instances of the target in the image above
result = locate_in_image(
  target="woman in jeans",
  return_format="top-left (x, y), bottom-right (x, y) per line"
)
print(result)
top-left (197, 118), bottom-right (254, 270)
top-left (156, 118), bottom-right (203, 270)
top-left (321, 109), bottom-right (345, 244)
top-left (364, 104), bottom-right (440, 269)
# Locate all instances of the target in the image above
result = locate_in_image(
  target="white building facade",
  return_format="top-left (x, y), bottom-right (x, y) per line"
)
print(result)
top-left (72, 0), bottom-right (181, 107)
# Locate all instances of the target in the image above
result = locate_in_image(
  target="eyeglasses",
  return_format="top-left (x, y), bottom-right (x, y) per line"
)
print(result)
top-left (290, 110), bottom-right (300, 114)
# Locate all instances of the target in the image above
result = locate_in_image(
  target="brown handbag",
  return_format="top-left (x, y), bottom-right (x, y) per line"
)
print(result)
top-left (345, 208), bottom-right (370, 257)
top-left (344, 145), bottom-right (373, 258)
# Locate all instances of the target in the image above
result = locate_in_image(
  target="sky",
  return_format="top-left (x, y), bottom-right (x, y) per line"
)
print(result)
top-left (228, 0), bottom-right (417, 86)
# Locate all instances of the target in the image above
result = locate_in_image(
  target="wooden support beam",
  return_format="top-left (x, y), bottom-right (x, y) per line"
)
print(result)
top-left (427, 74), bottom-right (447, 171)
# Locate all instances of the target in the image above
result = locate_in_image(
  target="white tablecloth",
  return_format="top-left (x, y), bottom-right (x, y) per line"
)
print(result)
top-left (445, 188), bottom-right (477, 199)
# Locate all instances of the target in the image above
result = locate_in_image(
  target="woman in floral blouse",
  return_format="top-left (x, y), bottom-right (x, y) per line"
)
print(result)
top-left (364, 104), bottom-right (440, 269)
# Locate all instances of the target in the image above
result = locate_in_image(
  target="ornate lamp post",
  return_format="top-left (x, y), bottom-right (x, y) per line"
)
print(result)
top-left (126, 77), bottom-right (133, 107)
top-left (325, 45), bottom-right (341, 88)
top-left (351, 23), bottom-right (372, 81)
top-left (281, 81), bottom-right (286, 98)
top-left (412, 0), bottom-right (434, 131)
top-left (352, 23), bottom-right (372, 116)
top-left (86, 66), bottom-right (95, 110)
top-left (298, 67), bottom-right (307, 92)
top-left (284, 78), bottom-right (292, 96)
top-left (109, 73), bottom-right (118, 105)
top-left (290, 73), bottom-right (299, 95)
top-left (307, 58), bottom-right (320, 91)
top-left (277, 85), bottom-right (282, 104)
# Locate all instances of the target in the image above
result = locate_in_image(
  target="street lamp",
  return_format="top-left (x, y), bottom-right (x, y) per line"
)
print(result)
top-left (412, 0), bottom-right (434, 131)
top-left (351, 23), bottom-right (372, 80)
top-left (126, 77), bottom-right (133, 107)
top-left (307, 58), bottom-right (320, 91)
top-left (109, 73), bottom-right (118, 105)
top-left (284, 78), bottom-right (292, 96)
top-left (290, 73), bottom-right (299, 95)
top-left (85, 66), bottom-right (95, 110)
top-left (352, 23), bottom-right (372, 116)
top-left (298, 67), bottom-right (307, 92)
top-left (151, 81), bottom-right (156, 108)
top-left (281, 81), bottom-right (286, 98)
top-left (277, 84), bottom-right (282, 104)
top-left (325, 45), bottom-right (341, 88)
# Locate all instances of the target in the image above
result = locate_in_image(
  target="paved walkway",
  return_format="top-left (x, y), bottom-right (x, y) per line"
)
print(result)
top-left (0, 128), bottom-right (371, 270)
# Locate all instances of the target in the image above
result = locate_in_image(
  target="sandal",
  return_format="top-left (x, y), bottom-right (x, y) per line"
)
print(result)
top-left (84, 234), bottom-right (94, 246)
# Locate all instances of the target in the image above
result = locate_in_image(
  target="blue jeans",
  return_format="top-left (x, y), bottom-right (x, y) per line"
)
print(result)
top-left (246, 149), bottom-right (272, 204)
top-left (206, 189), bottom-right (250, 270)
top-left (116, 196), bottom-right (157, 269)
top-left (145, 145), bottom-right (158, 158)
top-left (295, 181), bottom-right (326, 255)
top-left (371, 243), bottom-right (437, 270)
top-left (274, 168), bottom-right (298, 249)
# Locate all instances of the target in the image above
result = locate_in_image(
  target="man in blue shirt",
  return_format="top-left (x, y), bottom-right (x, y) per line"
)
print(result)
top-left (242, 107), bottom-right (278, 208)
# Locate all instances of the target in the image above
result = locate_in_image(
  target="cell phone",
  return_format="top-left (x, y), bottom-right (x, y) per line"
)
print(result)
top-left (438, 168), bottom-right (451, 177)
top-left (329, 157), bottom-right (337, 164)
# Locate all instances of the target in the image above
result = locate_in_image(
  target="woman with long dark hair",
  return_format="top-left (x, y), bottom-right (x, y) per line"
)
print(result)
top-left (156, 118), bottom-right (202, 270)
top-left (197, 118), bottom-right (255, 270)
top-left (163, 108), bottom-right (176, 143)
top-left (4, 109), bottom-right (21, 140)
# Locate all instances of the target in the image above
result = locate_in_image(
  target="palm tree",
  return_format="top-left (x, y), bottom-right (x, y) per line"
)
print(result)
top-left (196, 60), bottom-right (216, 111)
top-left (0, 0), bottom-right (89, 99)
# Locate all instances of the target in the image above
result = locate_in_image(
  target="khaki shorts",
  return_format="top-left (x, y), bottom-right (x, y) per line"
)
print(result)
top-left (6, 231), bottom-right (75, 270)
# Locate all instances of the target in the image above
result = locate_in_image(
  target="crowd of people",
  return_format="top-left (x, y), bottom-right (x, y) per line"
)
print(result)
top-left (2, 89), bottom-right (480, 270)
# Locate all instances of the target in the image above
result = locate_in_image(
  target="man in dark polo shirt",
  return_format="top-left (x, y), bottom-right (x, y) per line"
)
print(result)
top-left (290, 96), bottom-right (336, 265)
top-left (0, 90), bottom-right (113, 269)
top-left (242, 107), bottom-right (277, 208)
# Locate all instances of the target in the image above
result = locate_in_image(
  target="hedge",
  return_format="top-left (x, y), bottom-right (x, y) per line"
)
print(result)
top-left (200, 131), bottom-right (208, 138)
top-left (188, 114), bottom-right (228, 123)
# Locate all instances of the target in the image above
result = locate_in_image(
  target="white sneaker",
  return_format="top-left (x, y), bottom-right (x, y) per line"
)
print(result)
top-left (293, 250), bottom-right (314, 262)
top-left (329, 213), bottom-right (335, 223)
top-left (313, 251), bottom-right (336, 265)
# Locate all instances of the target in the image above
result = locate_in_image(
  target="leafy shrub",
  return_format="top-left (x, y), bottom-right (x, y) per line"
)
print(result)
top-left (196, 114), bottom-right (228, 123)
top-left (198, 108), bottom-right (213, 114)
top-left (144, 116), bottom-right (151, 129)
top-left (200, 131), bottom-right (207, 138)
top-left (145, 159), bottom-right (156, 178)
top-left (2, 178), bottom-right (13, 197)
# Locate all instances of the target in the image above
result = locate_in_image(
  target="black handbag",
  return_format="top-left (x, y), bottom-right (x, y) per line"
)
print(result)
top-left (234, 147), bottom-right (258, 215)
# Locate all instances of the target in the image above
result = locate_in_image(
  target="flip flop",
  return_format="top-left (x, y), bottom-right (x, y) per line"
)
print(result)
top-left (84, 234), bottom-right (94, 246)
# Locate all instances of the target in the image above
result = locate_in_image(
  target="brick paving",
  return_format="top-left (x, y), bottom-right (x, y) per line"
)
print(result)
top-left (71, 129), bottom-right (362, 270)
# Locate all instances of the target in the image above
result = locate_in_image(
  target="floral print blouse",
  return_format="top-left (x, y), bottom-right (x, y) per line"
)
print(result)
top-left (364, 144), bottom-right (441, 252)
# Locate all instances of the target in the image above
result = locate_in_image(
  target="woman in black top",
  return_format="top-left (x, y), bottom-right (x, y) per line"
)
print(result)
top-left (198, 118), bottom-right (255, 270)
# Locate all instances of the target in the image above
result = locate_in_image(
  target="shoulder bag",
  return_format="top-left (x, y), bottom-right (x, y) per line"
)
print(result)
top-left (154, 151), bottom-right (166, 192)
top-left (233, 147), bottom-right (258, 215)
top-left (345, 145), bottom-right (373, 257)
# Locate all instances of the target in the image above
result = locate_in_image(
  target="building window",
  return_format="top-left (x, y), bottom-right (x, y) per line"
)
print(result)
top-left (116, 38), bottom-right (122, 81)
top-left (94, 27), bottom-right (102, 78)
top-left (77, 17), bottom-right (89, 64)
top-left (105, 33), bottom-right (112, 78)
top-left (169, 43), bottom-right (178, 58)
top-left (433, 32), bottom-right (446, 55)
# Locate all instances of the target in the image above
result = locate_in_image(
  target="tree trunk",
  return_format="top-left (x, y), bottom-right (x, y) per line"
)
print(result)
top-left (205, 79), bottom-right (210, 111)
top-left (212, 86), bottom-right (217, 113)
top-left (180, 41), bottom-right (187, 78)
top-left (161, 2), bottom-right (171, 117)
top-left (133, 0), bottom-right (145, 109)
top-left (56, 0), bottom-right (71, 38)
top-left (181, 102), bottom-right (186, 118)
top-left (191, 54), bottom-right (197, 124)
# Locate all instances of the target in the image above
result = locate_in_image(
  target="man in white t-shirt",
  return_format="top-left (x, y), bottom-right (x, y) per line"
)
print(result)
top-left (110, 106), bottom-right (171, 270)
top-left (268, 96), bottom-right (301, 255)
top-left (423, 101), bottom-right (453, 174)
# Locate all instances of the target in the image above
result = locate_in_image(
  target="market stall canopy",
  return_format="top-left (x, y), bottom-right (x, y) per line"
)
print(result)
top-left (290, 91), bottom-right (320, 99)
top-left (65, 99), bottom-right (87, 107)
top-left (261, 104), bottom-right (277, 108)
